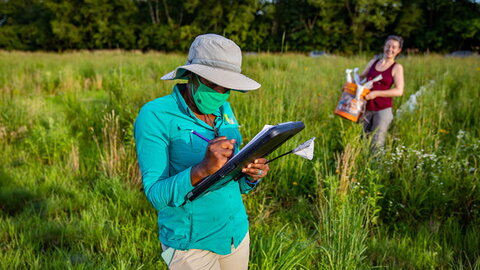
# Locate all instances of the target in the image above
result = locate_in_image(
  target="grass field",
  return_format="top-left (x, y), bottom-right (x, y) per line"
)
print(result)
top-left (0, 51), bottom-right (479, 269)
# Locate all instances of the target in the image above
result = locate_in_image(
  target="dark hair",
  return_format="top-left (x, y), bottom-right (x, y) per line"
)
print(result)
top-left (385, 35), bottom-right (403, 48)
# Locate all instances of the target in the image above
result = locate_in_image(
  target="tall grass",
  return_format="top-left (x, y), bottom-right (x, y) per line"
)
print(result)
top-left (0, 51), bottom-right (479, 269)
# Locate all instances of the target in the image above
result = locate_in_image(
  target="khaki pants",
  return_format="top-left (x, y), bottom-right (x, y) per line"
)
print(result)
top-left (162, 232), bottom-right (250, 270)
top-left (363, 108), bottom-right (393, 149)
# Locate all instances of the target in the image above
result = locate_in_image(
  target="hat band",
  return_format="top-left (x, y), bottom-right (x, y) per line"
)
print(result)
top-left (188, 58), bottom-right (241, 73)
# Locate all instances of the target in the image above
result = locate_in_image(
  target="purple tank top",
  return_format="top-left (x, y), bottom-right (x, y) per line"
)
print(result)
top-left (366, 59), bottom-right (396, 111)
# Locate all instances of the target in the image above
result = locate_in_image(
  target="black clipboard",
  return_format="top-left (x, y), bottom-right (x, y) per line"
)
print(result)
top-left (185, 121), bottom-right (305, 202)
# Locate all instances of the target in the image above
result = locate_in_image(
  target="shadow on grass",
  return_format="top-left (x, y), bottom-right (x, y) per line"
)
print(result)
top-left (0, 167), bottom-right (45, 217)
top-left (0, 166), bottom-right (90, 266)
top-left (0, 167), bottom-right (61, 250)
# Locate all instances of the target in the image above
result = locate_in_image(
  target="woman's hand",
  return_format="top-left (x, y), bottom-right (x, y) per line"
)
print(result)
top-left (365, 91), bottom-right (379, 100)
top-left (191, 136), bottom-right (235, 185)
top-left (242, 158), bottom-right (269, 181)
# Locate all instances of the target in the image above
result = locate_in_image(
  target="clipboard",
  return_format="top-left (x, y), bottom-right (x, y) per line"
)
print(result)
top-left (185, 121), bottom-right (305, 202)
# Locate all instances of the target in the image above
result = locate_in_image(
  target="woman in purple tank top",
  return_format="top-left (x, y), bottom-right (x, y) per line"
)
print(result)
top-left (359, 35), bottom-right (405, 150)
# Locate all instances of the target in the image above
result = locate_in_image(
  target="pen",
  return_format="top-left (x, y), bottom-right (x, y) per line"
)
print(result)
top-left (191, 130), bottom-right (210, 143)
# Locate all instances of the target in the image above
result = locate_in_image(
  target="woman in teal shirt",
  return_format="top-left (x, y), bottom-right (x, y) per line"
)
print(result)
top-left (134, 34), bottom-right (269, 269)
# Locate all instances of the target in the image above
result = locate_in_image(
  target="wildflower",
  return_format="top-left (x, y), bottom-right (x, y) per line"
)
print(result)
top-left (292, 181), bottom-right (298, 186)
top-left (17, 126), bottom-right (28, 134)
top-left (0, 126), bottom-right (6, 139)
top-left (439, 129), bottom-right (449, 134)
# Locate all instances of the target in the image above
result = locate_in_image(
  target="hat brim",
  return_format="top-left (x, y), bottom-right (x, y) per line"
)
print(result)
top-left (161, 64), bottom-right (261, 91)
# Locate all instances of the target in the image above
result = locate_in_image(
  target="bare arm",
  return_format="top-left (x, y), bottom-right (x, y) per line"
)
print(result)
top-left (365, 64), bottom-right (404, 100)
top-left (359, 58), bottom-right (377, 81)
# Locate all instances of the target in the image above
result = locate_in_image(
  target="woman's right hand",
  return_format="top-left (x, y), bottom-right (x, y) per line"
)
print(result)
top-left (190, 136), bottom-right (235, 186)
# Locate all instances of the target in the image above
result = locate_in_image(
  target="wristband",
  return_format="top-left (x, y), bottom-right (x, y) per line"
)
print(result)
top-left (246, 177), bottom-right (261, 186)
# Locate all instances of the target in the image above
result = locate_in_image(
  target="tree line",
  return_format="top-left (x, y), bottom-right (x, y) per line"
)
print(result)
top-left (0, 0), bottom-right (479, 53)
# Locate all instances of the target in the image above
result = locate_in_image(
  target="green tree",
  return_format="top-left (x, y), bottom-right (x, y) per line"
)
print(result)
top-left (394, 0), bottom-right (480, 52)
top-left (349, 0), bottom-right (401, 52)
top-left (0, 0), bottom-right (52, 50)
top-left (137, 0), bottom-right (260, 51)
top-left (307, 0), bottom-right (350, 52)
top-left (46, 0), bottom-right (138, 50)
top-left (0, 0), bottom-right (479, 52)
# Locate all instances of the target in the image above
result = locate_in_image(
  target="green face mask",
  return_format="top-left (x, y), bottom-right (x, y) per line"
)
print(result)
top-left (191, 76), bottom-right (230, 114)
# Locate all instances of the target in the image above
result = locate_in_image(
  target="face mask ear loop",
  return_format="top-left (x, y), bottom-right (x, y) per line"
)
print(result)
top-left (190, 76), bottom-right (197, 100)
top-left (195, 74), bottom-right (201, 85)
top-left (189, 76), bottom-right (201, 114)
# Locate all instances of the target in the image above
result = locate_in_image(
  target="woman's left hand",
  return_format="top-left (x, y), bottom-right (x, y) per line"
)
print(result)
top-left (242, 158), bottom-right (269, 181)
top-left (365, 91), bottom-right (378, 100)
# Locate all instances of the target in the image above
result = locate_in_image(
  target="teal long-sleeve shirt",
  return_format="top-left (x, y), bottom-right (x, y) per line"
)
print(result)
top-left (134, 84), bottom-right (257, 255)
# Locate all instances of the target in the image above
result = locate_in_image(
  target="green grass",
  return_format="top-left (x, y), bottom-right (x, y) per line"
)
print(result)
top-left (0, 51), bottom-right (479, 269)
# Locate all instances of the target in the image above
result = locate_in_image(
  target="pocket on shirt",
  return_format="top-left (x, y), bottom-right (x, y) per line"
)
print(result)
top-left (173, 124), bottom-right (208, 153)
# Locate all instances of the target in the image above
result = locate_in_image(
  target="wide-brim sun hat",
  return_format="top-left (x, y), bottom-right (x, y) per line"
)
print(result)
top-left (161, 33), bottom-right (261, 91)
